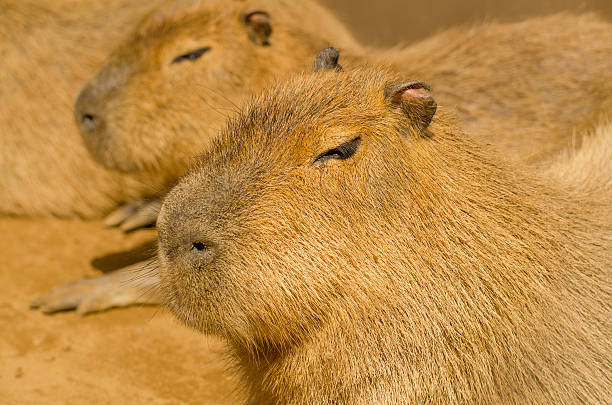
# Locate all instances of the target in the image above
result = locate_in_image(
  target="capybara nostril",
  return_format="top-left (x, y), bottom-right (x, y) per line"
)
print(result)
top-left (80, 113), bottom-right (99, 133)
top-left (189, 240), bottom-right (216, 267)
top-left (192, 241), bottom-right (207, 251)
top-left (74, 88), bottom-right (104, 135)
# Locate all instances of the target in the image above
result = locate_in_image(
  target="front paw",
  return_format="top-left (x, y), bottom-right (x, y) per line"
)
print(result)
top-left (30, 262), bottom-right (162, 315)
top-left (104, 197), bottom-right (163, 232)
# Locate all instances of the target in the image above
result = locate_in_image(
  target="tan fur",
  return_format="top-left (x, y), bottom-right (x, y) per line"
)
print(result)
top-left (78, 4), bottom-right (611, 192)
top-left (0, 0), bottom-right (164, 217)
top-left (545, 121), bottom-right (612, 195)
top-left (157, 67), bottom-right (611, 404)
top-left (32, 5), bottom-right (612, 313)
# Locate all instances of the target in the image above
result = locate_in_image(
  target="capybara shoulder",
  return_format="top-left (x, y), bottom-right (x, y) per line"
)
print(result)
top-left (157, 56), bottom-right (611, 404)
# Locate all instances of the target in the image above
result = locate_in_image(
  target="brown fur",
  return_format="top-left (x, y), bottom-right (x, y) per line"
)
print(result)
top-left (77, 4), bottom-right (611, 192)
top-left (32, 5), bottom-right (612, 312)
top-left (0, 0), bottom-right (164, 217)
top-left (157, 66), bottom-right (611, 404)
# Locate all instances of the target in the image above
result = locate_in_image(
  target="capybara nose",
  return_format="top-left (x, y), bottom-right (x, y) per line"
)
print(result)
top-left (188, 240), bottom-right (217, 268)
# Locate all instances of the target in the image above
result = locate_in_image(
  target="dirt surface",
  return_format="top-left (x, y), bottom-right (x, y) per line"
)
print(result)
top-left (0, 218), bottom-right (242, 404)
top-left (3, 1), bottom-right (612, 404)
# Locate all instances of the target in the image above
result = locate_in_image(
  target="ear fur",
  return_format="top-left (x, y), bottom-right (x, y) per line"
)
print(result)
top-left (385, 81), bottom-right (437, 133)
top-left (313, 47), bottom-right (343, 72)
top-left (241, 9), bottom-right (272, 46)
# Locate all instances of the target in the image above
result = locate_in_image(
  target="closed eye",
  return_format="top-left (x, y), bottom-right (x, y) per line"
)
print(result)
top-left (314, 137), bottom-right (361, 164)
top-left (171, 47), bottom-right (211, 64)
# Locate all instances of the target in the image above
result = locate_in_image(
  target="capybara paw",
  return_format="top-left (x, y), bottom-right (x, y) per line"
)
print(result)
top-left (30, 277), bottom-right (102, 314)
top-left (30, 275), bottom-right (126, 315)
top-left (30, 265), bottom-right (162, 316)
top-left (104, 197), bottom-right (163, 232)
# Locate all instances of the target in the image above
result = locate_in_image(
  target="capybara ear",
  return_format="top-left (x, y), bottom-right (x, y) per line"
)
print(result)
top-left (240, 9), bottom-right (272, 46)
top-left (385, 81), bottom-right (437, 133)
top-left (313, 47), bottom-right (343, 72)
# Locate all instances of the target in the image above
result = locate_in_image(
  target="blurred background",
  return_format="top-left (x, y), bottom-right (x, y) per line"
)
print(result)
top-left (323, 0), bottom-right (612, 45)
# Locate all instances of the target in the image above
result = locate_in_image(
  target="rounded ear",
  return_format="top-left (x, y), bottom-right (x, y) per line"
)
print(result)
top-left (240, 9), bottom-right (272, 46)
top-left (313, 47), bottom-right (343, 72)
top-left (385, 81), bottom-right (437, 133)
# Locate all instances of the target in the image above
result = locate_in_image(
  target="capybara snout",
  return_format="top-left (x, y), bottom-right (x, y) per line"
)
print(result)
top-left (74, 61), bottom-right (135, 171)
top-left (75, 62), bottom-right (131, 135)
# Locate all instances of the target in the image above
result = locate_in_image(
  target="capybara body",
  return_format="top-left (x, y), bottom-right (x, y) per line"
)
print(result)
top-left (78, 6), bottom-right (612, 191)
top-left (157, 64), bottom-right (611, 404)
top-left (0, 0), bottom-right (163, 217)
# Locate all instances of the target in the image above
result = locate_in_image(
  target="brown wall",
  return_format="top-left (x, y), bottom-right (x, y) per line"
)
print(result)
top-left (319, 0), bottom-right (612, 46)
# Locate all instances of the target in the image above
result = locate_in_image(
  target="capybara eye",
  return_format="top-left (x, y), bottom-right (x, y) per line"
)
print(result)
top-left (315, 137), bottom-right (361, 164)
top-left (171, 47), bottom-right (211, 65)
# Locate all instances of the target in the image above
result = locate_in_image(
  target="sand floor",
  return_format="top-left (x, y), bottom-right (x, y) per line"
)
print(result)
top-left (0, 218), bottom-right (241, 404)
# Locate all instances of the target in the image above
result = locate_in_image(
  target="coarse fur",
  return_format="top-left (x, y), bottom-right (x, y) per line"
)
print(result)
top-left (31, 7), bottom-right (612, 312)
top-left (157, 66), bottom-right (611, 404)
top-left (0, 0), bottom-right (165, 217)
top-left (78, 6), bottom-right (612, 191)
top-left (381, 13), bottom-right (612, 165)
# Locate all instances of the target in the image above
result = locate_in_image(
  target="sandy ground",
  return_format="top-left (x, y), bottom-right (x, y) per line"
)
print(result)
top-left (3, 0), bottom-right (612, 404)
top-left (0, 218), bottom-right (242, 404)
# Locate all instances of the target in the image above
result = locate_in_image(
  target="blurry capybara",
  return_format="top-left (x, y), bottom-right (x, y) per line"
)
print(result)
top-left (77, 6), bottom-right (611, 193)
top-left (74, 0), bottom-right (361, 190)
top-left (156, 56), bottom-right (611, 403)
top-left (0, 0), bottom-right (169, 217)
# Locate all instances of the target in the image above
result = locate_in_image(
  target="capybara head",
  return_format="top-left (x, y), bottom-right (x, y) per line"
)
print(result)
top-left (74, 0), bottom-right (358, 185)
top-left (156, 51), bottom-right (610, 403)
top-left (157, 61), bottom-right (443, 339)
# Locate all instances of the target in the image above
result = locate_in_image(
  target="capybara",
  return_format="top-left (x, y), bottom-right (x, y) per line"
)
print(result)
top-left (33, 8), bottom-right (612, 312)
top-left (155, 55), bottom-right (611, 404)
top-left (0, 0), bottom-right (163, 217)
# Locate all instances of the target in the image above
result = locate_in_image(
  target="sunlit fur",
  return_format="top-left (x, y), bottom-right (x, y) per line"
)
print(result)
top-left (0, 0), bottom-right (164, 217)
top-left (79, 6), bottom-right (611, 193)
top-left (157, 67), bottom-right (611, 404)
